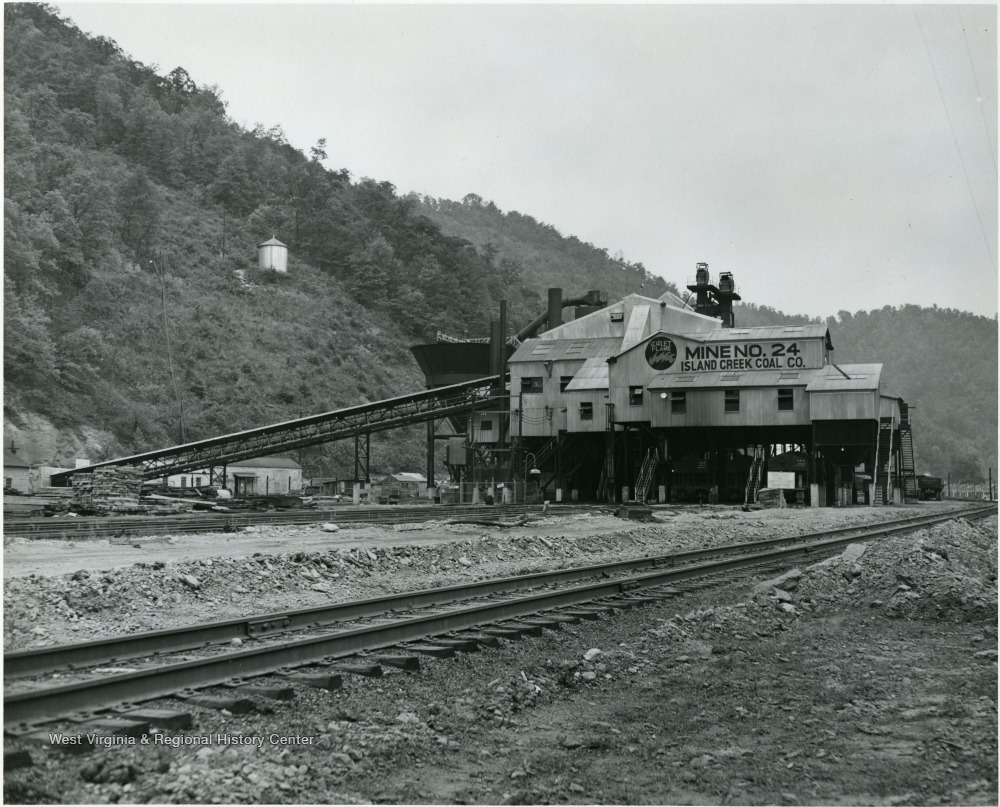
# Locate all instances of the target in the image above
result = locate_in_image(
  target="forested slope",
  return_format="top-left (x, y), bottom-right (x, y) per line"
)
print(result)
top-left (2, 4), bottom-right (641, 474)
top-left (4, 4), bottom-right (995, 482)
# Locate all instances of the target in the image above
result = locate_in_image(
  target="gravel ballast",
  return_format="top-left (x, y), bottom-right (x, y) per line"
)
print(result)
top-left (3, 504), bottom-right (996, 805)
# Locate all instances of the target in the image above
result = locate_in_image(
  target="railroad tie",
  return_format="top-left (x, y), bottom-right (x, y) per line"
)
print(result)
top-left (558, 608), bottom-right (609, 620)
top-left (493, 622), bottom-right (545, 637)
top-left (532, 613), bottom-right (581, 624)
top-left (121, 708), bottom-right (193, 730)
top-left (81, 718), bottom-right (151, 739)
top-left (517, 618), bottom-right (566, 631)
top-left (612, 597), bottom-right (658, 608)
top-left (478, 627), bottom-right (527, 640)
top-left (329, 663), bottom-right (383, 678)
top-left (289, 673), bottom-right (344, 690)
top-left (181, 695), bottom-right (255, 714)
top-left (236, 685), bottom-right (296, 701)
top-left (403, 644), bottom-right (457, 658)
top-left (452, 633), bottom-right (501, 649)
top-left (425, 637), bottom-right (481, 652)
top-left (369, 655), bottom-right (421, 671)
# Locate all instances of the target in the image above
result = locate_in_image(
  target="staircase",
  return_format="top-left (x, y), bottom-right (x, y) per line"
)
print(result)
top-left (596, 455), bottom-right (613, 503)
top-left (634, 448), bottom-right (659, 503)
top-left (874, 417), bottom-right (894, 505)
top-left (744, 446), bottom-right (765, 505)
top-left (898, 403), bottom-right (919, 503)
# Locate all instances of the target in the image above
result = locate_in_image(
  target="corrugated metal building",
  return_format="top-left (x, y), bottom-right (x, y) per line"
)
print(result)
top-left (501, 282), bottom-right (912, 507)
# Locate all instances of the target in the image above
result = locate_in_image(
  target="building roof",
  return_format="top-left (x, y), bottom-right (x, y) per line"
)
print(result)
top-left (3, 449), bottom-right (30, 468)
top-left (682, 323), bottom-right (830, 341)
top-left (391, 472), bottom-right (427, 484)
top-left (258, 236), bottom-right (287, 248)
top-left (564, 358), bottom-right (611, 391)
top-left (680, 324), bottom-right (833, 350)
top-left (805, 364), bottom-right (882, 392)
top-left (509, 336), bottom-right (622, 364)
top-left (229, 457), bottom-right (301, 469)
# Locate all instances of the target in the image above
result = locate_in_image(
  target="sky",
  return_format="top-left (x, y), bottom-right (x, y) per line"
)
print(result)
top-left (53, 2), bottom-right (999, 319)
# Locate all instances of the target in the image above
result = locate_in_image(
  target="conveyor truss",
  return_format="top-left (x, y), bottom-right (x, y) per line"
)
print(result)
top-left (51, 376), bottom-right (505, 484)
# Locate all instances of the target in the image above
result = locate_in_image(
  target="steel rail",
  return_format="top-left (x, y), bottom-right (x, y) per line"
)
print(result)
top-left (4, 504), bottom-right (991, 678)
top-left (5, 504), bottom-right (994, 725)
top-left (3, 502), bottom-right (584, 539)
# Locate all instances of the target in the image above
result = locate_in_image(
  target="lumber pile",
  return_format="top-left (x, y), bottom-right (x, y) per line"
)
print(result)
top-left (71, 465), bottom-right (145, 514)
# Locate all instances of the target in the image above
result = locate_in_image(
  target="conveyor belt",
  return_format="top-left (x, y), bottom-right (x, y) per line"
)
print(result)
top-left (51, 375), bottom-right (503, 483)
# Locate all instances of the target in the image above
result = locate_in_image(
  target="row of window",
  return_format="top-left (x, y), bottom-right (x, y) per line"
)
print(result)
top-left (522, 377), bottom-right (796, 415)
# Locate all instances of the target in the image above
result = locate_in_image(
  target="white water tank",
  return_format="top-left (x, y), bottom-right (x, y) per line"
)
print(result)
top-left (258, 236), bottom-right (288, 273)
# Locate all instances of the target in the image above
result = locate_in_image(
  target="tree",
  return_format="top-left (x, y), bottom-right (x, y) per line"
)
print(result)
top-left (951, 453), bottom-right (984, 484)
top-left (117, 169), bottom-right (160, 258)
top-left (309, 138), bottom-right (328, 163)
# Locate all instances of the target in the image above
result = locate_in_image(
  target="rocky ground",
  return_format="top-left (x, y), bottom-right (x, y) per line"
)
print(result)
top-left (2, 503), bottom-right (969, 651)
top-left (3, 503), bottom-right (997, 805)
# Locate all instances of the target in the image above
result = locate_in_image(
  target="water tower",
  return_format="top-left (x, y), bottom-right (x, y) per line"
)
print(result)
top-left (258, 236), bottom-right (288, 273)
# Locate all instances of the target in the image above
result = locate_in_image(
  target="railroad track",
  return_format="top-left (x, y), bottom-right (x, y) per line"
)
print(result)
top-left (5, 502), bottom-right (994, 738)
top-left (2, 502), bottom-right (591, 540)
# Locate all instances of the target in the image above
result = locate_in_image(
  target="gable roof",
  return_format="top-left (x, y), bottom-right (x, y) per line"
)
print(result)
top-left (509, 336), bottom-right (622, 364)
top-left (3, 449), bottom-right (30, 468)
top-left (805, 364), bottom-right (883, 392)
top-left (391, 472), bottom-right (427, 484)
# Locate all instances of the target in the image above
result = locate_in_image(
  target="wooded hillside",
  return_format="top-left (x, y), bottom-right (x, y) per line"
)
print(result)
top-left (4, 4), bottom-right (996, 482)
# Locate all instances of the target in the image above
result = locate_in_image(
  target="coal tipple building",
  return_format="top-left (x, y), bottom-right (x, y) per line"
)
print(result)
top-left (499, 280), bottom-right (915, 507)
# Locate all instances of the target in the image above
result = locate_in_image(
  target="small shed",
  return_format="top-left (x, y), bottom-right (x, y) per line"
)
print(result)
top-left (4, 448), bottom-right (32, 493)
top-left (388, 472), bottom-right (428, 497)
top-left (227, 457), bottom-right (302, 497)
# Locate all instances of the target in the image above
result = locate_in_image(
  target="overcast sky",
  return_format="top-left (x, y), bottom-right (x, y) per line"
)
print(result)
top-left (54, 3), bottom-right (998, 319)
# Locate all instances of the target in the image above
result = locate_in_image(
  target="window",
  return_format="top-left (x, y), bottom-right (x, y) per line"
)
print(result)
top-left (610, 311), bottom-right (624, 323)
top-left (195, 478), bottom-right (203, 487)
top-left (724, 389), bottom-right (740, 413)
top-left (521, 376), bottom-right (543, 394)
top-left (180, 476), bottom-right (187, 488)
top-left (671, 391), bottom-right (686, 414)
top-left (4, 478), bottom-right (11, 489)
top-left (560, 376), bottom-right (574, 392)
top-left (579, 402), bottom-right (594, 421)
top-left (629, 386), bottom-right (644, 406)
top-left (778, 389), bottom-right (794, 411)
top-left (479, 420), bottom-right (494, 432)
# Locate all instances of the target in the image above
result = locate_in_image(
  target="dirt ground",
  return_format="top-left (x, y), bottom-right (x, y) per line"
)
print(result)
top-left (2, 504), bottom-right (968, 651)
top-left (3, 504), bottom-right (997, 806)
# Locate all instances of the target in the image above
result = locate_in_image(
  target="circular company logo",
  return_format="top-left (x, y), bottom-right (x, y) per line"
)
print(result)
top-left (645, 337), bottom-right (677, 370)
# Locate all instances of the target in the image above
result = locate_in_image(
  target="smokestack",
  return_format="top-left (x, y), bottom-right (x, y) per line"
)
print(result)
top-left (547, 288), bottom-right (563, 332)
top-left (490, 320), bottom-right (502, 376)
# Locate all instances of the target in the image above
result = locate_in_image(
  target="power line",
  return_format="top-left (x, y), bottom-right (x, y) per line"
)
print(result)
top-left (913, 7), bottom-right (997, 275)
top-left (957, 6), bottom-right (998, 177)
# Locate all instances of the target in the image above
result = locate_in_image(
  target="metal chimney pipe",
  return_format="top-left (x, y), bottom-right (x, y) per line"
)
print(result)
top-left (547, 288), bottom-right (563, 332)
